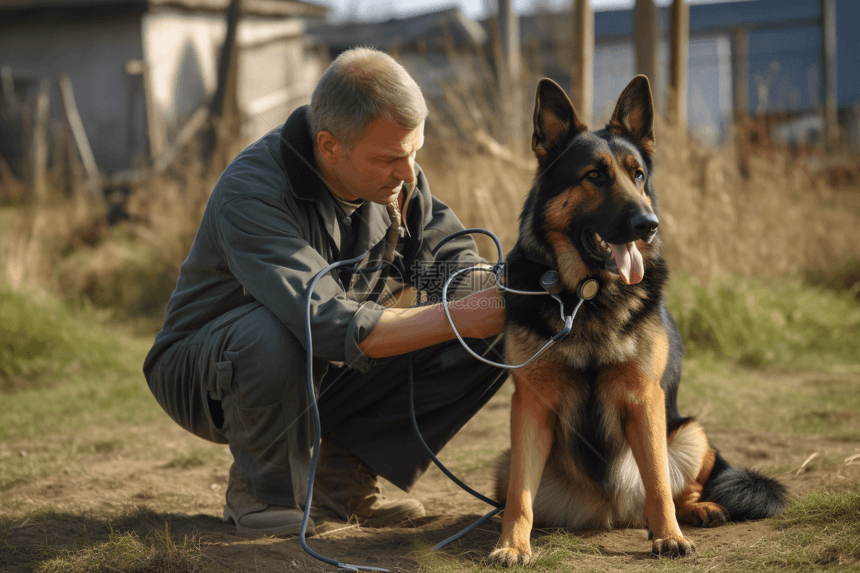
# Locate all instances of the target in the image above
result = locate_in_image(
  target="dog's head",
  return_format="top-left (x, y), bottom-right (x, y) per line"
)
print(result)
top-left (521, 76), bottom-right (661, 290)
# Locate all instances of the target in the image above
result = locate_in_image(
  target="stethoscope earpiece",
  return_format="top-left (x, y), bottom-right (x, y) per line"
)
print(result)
top-left (540, 270), bottom-right (563, 296)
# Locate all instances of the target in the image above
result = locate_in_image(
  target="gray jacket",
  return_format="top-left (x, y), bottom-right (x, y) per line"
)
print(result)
top-left (143, 106), bottom-right (485, 379)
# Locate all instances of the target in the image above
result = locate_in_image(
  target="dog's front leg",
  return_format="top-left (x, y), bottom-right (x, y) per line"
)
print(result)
top-left (489, 370), bottom-right (556, 567)
top-left (617, 366), bottom-right (694, 557)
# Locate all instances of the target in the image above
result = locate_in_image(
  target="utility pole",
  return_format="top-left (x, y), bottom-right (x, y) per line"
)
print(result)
top-left (571, 0), bottom-right (593, 125)
top-left (821, 0), bottom-right (838, 149)
top-left (668, 0), bottom-right (688, 136)
top-left (497, 0), bottom-right (522, 146)
top-left (633, 0), bottom-right (659, 107)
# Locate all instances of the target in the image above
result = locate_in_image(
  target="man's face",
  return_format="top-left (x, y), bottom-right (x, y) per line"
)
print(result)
top-left (326, 118), bottom-right (424, 205)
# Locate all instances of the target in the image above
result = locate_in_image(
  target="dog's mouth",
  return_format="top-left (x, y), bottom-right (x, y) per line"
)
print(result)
top-left (582, 229), bottom-right (644, 285)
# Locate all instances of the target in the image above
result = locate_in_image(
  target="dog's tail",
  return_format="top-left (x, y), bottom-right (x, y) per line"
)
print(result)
top-left (701, 450), bottom-right (787, 520)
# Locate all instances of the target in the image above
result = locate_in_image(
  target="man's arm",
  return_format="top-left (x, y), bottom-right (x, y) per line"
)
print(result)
top-left (219, 195), bottom-right (386, 373)
top-left (358, 286), bottom-right (505, 358)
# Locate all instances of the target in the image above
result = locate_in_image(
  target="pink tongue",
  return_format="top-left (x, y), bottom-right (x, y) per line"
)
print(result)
top-left (608, 242), bottom-right (644, 284)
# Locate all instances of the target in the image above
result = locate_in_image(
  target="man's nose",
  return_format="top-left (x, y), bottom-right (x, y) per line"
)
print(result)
top-left (394, 156), bottom-right (415, 183)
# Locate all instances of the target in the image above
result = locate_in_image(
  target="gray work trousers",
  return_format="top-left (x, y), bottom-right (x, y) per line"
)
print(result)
top-left (146, 301), bottom-right (507, 508)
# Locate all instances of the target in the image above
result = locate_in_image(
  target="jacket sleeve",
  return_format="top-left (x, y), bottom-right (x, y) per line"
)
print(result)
top-left (406, 168), bottom-right (495, 302)
top-left (217, 195), bottom-right (385, 372)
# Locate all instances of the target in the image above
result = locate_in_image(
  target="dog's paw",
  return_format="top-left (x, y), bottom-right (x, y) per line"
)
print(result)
top-left (651, 534), bottom-right (695, 558)
top-left (488, 546), bottom-right (532, 567)
top-left (677, 501), bottom-right (729, 528)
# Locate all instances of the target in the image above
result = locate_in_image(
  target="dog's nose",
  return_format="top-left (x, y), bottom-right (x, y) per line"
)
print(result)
top-left (630, 212), bottom-right (659, 239)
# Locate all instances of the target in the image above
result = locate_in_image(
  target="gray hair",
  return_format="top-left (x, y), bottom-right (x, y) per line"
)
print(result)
top-left (309, 47), bottom-right (428, 150)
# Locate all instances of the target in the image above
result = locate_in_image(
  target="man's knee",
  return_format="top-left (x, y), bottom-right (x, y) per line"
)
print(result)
top-left (218, 306), bottom-right (304, 408)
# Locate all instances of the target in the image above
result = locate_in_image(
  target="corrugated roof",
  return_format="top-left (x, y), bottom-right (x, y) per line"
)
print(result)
top-left (0, 0), bottom-right (328, 17)
top-left (309, 7), bottom-right (487, 53)
top-left (519, 0), bottom-right (822, 44)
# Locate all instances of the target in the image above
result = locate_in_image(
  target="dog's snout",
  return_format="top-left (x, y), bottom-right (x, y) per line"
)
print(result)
top-left (630, 212), bottom-right (659, 240)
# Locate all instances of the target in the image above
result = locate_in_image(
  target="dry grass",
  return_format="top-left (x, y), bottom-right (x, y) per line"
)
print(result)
top-left (0, 171), bottom-right (213, 326)
top-left (0, 93), bottom-right (858, 325)
top-left (653, 117), bottom-right (860, 282)
top-left (1, 506), bottom-right (226, 573)
top-left (422, 115), bottom-right (860, 281)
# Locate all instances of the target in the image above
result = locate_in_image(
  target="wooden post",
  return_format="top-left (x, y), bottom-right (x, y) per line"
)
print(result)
top-left (60, 124), bottom-right (75, 196)
top-left (571, 0), bottom-right (593, 125)
top-left (668, 0), bottom-right (688, 135)
top-left (152, 107), bottom-right (209, 176)
top-left (732, 29), bottom-right (750, 176)
top-left (31, 79), bottom-right (50, 201)
top-left (205, 0), bottom-right (242, 167)
top-left (633, 0), bottom-right (659, 106)
top-left (59, 73), bottom-right (101, 197)
top-left (497, 0), bottom-right (522, 146)
top-left (732, 29), bottom-right (749, 123)
top-left (821, 0), bottom-right (838, 149)
top-left (127, 58), bottom-right (167, 164)
top-left (140, 64), bottom-right (167, 163)
top-left (1, 65), bottom-right (18, 110)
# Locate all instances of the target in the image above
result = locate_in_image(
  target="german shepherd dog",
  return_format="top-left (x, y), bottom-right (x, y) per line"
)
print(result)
top-left (489, 76), bottom-right (786, 565)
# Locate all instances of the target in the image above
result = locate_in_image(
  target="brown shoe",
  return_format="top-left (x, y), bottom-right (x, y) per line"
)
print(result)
top-left (313, 440), bottom-right (425, 527)
top-left (222, 463), bottom-right (315, 536)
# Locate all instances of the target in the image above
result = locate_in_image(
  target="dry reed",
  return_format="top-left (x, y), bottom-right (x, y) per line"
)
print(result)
top-left (0, 87), bottom-right (858, 320)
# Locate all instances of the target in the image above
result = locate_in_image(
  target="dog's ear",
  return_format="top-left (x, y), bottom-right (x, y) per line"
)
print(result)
top-left (608, 75), bottom-right (656, 155)
top-left (532, 78), bottom-right (587, 159)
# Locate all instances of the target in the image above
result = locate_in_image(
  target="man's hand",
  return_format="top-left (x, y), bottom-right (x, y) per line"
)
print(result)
top-left (358, 287), bottom-right (505, 359)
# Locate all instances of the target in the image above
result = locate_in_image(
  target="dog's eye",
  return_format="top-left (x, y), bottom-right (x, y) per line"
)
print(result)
top-left (587, 170), bottom-right (600, 180)
top-left (634, 170), bottom-right (645, 182)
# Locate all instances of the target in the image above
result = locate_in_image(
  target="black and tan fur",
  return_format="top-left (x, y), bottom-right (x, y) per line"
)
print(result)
top-left (488, 77), bottom-right (786, 565)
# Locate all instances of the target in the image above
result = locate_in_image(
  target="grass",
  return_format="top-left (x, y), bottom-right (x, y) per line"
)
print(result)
top-left (666, 272), bottom-right (860, 371)
top-left (0, 285), bottom-right (154, 444)
top-left (0, 282), bottom-right (856, 571)
top-left (1, 506), bottom-right (227, 573)
top-left (414, 486), bottom-right (860, 572)
top-left (1, 87), bottom-right (858, 572)
top-left (719, 483), bottom-right (860, 571)
top-left (0, 284), bottom-right (136, 391)
top-left (163, 451), bottom-right (211, 470)
top-left (35, 526), bottom-right (214, 573)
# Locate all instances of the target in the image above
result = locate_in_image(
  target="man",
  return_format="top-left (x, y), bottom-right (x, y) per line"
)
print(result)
top-left (143, 47), bottom-right (507, 536)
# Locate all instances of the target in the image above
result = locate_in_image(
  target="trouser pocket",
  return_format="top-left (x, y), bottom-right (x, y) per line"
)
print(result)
top-left (214, 360), bottom-right (234, 400)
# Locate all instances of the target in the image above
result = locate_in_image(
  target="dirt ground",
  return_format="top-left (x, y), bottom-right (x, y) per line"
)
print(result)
top-left (3, 370), bottom-right (860, 573)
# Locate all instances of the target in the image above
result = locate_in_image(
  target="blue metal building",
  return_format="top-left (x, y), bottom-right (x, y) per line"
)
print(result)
top-left (311, 0), bottom-right (860, 147)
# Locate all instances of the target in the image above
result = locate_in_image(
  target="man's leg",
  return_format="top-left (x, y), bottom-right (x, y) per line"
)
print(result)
top-left (319, 335), bottom-right (508, 494)
top-left (147, 302), bottom-right (317, 535)
top-left (147, 302), bottom-right (506, 532)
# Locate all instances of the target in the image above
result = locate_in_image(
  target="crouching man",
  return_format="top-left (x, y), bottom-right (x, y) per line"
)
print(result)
top-left (143, 47), bottom-right (507, 536)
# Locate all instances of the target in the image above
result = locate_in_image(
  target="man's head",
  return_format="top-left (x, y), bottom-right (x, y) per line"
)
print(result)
top-left (309, 47), bottom-right (428, 205)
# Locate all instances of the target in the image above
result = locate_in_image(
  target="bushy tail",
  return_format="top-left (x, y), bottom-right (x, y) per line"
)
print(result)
top-left (701, 450), bottom-right (787, 520)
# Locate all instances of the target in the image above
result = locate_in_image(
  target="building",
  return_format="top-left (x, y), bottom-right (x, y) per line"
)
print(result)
top-left (310, 0), bottom-right (860, 148)
top-left (310, 7), bottom-right (489, 101)
top-left (0, 0), bottom-right (328, 175)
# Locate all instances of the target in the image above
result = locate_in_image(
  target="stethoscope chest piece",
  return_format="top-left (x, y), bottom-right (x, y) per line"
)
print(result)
top-left (576, 278), bottom-right (600, 301)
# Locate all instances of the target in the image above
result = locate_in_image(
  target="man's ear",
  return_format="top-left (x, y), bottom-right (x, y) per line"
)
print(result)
top-left (608, 75), bottom-right (656, 155)
top-left (532, 78), bottom-right (587, 159)
top-left (316, 130), bottom-right (342, 164)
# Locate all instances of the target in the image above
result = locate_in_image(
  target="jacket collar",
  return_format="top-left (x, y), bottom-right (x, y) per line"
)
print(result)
top-left (279, 106), bottom-right (390, 259)
top-left (279, 105), bottom-right (326, 202)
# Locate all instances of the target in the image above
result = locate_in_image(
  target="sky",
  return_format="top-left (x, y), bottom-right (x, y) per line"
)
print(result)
top-left (319, 0), bottom-right (747, 23)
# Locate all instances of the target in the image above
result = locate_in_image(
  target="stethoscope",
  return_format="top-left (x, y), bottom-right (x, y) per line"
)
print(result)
top-left (299, 227), bottom-right (599, 572)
